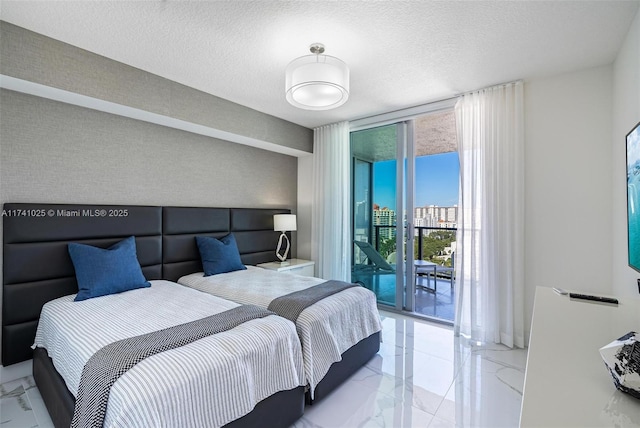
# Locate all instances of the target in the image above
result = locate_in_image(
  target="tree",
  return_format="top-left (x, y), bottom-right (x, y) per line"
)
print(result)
top-left (378, 237), bottom-right (396, 259)
top-left (414, 230), bottom-right (456, 262)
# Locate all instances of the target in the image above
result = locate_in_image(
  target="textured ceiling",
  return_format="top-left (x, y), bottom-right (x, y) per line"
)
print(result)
top-left (1, 1), bottom-right (638, 129)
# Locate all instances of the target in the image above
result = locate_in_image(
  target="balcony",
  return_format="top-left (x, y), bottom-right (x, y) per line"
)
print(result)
top-left (352, 225), bottom-right (457, 323)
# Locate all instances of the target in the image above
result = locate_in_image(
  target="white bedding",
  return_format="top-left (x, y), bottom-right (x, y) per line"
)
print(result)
top-left (33, 280), bottom-right (305, 428)
top-left (178, 266), bottom-right (382, 397)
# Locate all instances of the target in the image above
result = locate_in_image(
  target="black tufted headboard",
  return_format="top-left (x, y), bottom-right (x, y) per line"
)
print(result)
top-left (2, 203), bottom-right (163, 366)
top-left (162, 207), bottom-right (290, 282)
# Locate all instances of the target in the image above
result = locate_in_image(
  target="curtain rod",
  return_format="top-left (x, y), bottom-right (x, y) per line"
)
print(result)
top-left (348, 79), bottom-right (523, 131)
top-left (455, 79), bottom-right (523, 98)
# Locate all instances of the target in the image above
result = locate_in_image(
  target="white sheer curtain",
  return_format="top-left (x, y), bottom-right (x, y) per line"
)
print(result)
top-left (454, 81), bottom-right (525, 348)
top-left (311, 121), bottom-right (351, 281)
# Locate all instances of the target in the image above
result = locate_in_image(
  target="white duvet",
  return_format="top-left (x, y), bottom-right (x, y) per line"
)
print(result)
top-left (33, 280), bottom-right (305, 428)
top-left (178, 266), bottom-right (382, 397)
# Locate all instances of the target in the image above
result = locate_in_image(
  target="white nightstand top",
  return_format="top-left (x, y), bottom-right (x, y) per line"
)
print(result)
top-left (256, 258), bottom-right (315, 272)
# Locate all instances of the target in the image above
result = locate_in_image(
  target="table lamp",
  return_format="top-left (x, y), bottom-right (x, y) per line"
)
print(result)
top-left (274, 214), bottom-right (296, 265)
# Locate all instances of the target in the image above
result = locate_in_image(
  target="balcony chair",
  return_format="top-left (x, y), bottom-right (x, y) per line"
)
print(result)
top-left (353, 241), bottom-right (394, 272)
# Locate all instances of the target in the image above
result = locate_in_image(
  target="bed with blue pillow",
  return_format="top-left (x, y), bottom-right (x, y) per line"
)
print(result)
top-left (179, 264), bottom-right (381, 400)
top-left (162, 206), bottom-right (382, 403)
top-left (2, 203), bottom-right (306, 428)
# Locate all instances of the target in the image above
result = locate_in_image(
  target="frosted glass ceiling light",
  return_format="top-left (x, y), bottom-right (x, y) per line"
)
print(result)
top-left (285, 43), bottom-right (349, 110)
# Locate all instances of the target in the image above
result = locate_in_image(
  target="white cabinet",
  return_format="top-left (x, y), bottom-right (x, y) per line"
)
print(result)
top-left (256, 259), bottom-right (315, 277)
top-left (520, 287), bottom-right (640, 427)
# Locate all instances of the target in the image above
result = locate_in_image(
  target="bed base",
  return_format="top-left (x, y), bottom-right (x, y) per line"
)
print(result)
top-left (33, 348), bottom-right (305, 428)
top-left (309, 330), bottom-right (380, 403)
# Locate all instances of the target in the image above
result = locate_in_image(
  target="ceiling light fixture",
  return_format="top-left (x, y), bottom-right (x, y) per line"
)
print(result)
top-left (285, 43), bottom-right (349, 110)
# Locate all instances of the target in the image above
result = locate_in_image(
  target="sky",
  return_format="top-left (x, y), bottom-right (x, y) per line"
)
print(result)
top-left (373, 152), bottom-right (459, 209)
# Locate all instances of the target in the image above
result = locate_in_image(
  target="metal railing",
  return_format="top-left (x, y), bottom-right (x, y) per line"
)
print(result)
top-left (371, 224), bottom-right (457, 261)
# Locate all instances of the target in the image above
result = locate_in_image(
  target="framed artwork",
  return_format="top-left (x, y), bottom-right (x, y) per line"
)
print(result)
top-left (626, 121), bottom-right (640, 272)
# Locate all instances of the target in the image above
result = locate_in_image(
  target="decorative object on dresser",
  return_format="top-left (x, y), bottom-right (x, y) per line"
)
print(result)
top-left (274, 214), bottom-right (297, 265)
top-left (600, 331), bottom-right (640, 399)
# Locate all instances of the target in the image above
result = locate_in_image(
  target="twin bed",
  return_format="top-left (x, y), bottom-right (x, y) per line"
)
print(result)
top-left (2, 203), bottom-right (381, 428)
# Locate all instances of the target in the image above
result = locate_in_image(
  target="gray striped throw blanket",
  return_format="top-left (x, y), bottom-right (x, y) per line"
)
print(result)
top-left (71, 304), bottom-right (274, 428)
top-left (267, 280), bottom-right (359, 323)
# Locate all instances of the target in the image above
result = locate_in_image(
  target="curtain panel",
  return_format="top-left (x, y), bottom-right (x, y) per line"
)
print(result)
top-left (454, 81), bottom-right (525, 348)
top-left (311, 121), bottom-right (351, 281)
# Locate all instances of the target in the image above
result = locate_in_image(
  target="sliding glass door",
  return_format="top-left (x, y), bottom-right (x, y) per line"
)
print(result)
top-left (351, 109), bottom-right (459, 322)
top-left (351, 124), bottom-right (408, 310)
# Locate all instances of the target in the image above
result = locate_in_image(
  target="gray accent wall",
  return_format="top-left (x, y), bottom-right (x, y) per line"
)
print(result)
top-left (1, 89), bottom-right (297, 208)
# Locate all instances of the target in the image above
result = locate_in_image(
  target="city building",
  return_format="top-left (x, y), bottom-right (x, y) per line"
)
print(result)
top-left (414, 205), bottom-right (458, 232)
top-left (373, 206), bottom-right (396, 241)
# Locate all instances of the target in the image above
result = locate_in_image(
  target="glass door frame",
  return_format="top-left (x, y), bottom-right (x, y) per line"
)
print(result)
top-left (350, 121), bottom-right (417, 313)
top-left (350, 123), bottom-right (402, 309)
top-left (351, 155), bottom-right (373, 271)
top-left (393, 122), bottom-right (406, 311)
top-left (404, 120), bottom-right (416, 312)
top-left (392, 121), bottom-right (417, 312)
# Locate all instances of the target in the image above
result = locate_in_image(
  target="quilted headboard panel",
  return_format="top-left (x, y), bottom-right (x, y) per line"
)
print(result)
top-left (2, 203), bottom-right (162, 366)
top-left (162, 207), bottom-right (290, 282)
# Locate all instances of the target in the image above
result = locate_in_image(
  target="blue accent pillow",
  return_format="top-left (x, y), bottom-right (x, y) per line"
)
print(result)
top-left (68, 236), bottom-right (150, 302)
top-left (196, 234), bottom-right (247, 276)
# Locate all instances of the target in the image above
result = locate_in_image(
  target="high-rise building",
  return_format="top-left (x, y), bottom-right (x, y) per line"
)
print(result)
top-left (413, 205), bottom-right (458, 230)
top-left (374, 207), bottom-right (396, 241)
top-left (445, 206), bottom-right (457, 222)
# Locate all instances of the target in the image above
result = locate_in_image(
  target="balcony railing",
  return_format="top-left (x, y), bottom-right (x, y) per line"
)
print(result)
top-left (371, 224), bottom-right (457, 261)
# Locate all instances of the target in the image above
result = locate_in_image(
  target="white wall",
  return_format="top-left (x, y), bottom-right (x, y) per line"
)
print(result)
top-left (612, 9), bottom-right (640, 298)
top-left (523, 65), bottom-right (613, 340)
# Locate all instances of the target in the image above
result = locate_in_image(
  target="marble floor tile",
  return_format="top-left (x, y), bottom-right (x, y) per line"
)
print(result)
top-left (434, 348), bottom-right (525, 428)
top-left (0, 380), bottom-right (38, 428)
top-left (471, 346), bottom-right (528, 372)
top-left (295, 378), bottom-right (436, 428)
top-left (0, 310), bottom-right (526, 428)
top-left (22, 378), bottom-right (53, 428)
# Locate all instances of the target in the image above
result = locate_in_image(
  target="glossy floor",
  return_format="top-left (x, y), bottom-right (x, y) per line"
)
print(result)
top-left (293, 310), bottom-right (527, 427)
top-left (0, 375), bottom-right (52, 428)
top-left (0, 310), bottom-right (527, 428)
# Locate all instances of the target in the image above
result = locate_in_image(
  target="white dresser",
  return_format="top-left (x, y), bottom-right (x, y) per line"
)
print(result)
top-left (256, 258), bottom-right (315, 277)
top-left (520, 286), bottom-right (640, 427)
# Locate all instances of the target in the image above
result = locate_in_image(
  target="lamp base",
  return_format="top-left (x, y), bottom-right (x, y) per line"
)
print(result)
top-left (279, 261), bottom-right (291, 267)
top-left (276, 232), bottom-right (291, 264)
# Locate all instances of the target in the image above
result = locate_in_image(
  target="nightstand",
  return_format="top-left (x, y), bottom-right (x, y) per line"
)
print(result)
top-left (256, 259), bottom-right (315, 277)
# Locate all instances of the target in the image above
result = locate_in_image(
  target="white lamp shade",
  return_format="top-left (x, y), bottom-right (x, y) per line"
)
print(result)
top-left (285, 54), bottom-right (349, 110)
top-left (274, 214), bottom-right (297, 232)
